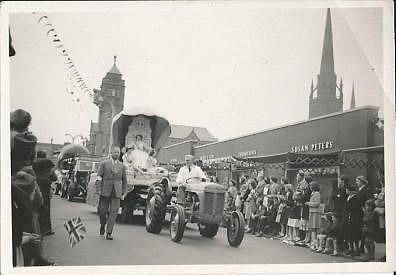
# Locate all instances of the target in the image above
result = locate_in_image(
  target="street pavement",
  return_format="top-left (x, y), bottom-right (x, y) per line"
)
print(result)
top-left (43, 196), bottom-right (356, 265)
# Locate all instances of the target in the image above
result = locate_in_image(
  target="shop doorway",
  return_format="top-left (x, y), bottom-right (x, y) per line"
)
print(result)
top-left (286, 166), bottom-right (339, 211)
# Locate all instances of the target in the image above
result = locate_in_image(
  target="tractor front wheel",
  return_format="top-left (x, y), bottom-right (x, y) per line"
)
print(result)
top-left (199, 223), bottom-right (219, 238)
top-left (226, 211), bottom-right (245, 247)
top-left (170, 205), bottom-right (185, 243)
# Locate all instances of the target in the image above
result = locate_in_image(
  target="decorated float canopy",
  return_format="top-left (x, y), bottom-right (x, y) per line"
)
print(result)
top-left (110, 107), bottom-right (171, 152)
top-left (57, 143), bottom-right (90, 169)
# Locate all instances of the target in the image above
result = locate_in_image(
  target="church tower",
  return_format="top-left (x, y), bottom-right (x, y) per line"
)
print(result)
top-left (92, 56), bottom-right (125, 155)
top-left (309, 9), bottom-right (343, 119)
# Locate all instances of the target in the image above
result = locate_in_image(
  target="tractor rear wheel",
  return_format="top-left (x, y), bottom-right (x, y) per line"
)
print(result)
top-left (226, 211), bottom-right (245, 247)
top-left (145, 184), bottom-right (167, 234)
top-left (199, 223), bottom-right (219, 238)
top-left (170, 205), bottom-right (185, 243)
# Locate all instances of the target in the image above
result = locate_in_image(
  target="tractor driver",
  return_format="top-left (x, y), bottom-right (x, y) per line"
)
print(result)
top-left (176, 154), bottom-right (206, 204)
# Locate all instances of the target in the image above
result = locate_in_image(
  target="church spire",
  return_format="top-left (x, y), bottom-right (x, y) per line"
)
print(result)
top-left (320, 8), bottom-right (335, 75)
top-left (308, 8), bottom-right (343, 119)
top-left (350, 81), bottom-right (356, 109)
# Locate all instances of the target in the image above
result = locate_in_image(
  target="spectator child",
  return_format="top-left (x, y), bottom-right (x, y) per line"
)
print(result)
top-left (249, 197), bottom-right (265, 235)
top-left (269, 176), bottom-right (281, 195)
top-left (374, 184), bottom-right (385, 261)
top-left (298, 174), bottom-right (312, 245)
top-left (324, 213), bottom-right (342, 256)
top-left (281, 184), bottom-right (294, 240)
top-left (356, 175), bottom-right (372, 254)
top-left (262, 177), bottom-right (271, 209)
top-left (314, 213), bottom-right (331, 253)
top-left (344, 182), bottom-right (363, 256)
top-left (361, 199), bottom-right (378, 261)
top-left (374, 184), bottom-right (385, 243)
top-left (256, 197), bottom-right (278, 237)
top-left (306, 181), bottom-right (322, 250)
top-left (245, 180), bottom-right (258, 233)
top-left (276, 196), bottom-right (287, 238)
top-left (284, 191), bottom-right (302, 244)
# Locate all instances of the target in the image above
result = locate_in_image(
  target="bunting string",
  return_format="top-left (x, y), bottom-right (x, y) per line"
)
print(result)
top-left (33, 13), bottom-right (122, 120)
top-left (34, 13), bottom-right (93, 105)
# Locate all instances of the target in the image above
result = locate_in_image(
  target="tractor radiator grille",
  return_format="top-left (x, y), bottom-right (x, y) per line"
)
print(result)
top-left (204, 192), bottom-right (225, 216)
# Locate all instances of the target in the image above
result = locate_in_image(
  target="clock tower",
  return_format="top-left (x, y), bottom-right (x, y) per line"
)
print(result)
top-left (91, 56), bottom-right (125, 155)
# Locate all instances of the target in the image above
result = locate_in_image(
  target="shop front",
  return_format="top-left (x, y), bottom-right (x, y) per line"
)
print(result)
top-left (158, 106), bottom-right (384, 209)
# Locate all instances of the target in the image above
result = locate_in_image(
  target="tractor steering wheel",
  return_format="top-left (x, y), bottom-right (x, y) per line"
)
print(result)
top-left (185, 177), bottom-right (206, 184)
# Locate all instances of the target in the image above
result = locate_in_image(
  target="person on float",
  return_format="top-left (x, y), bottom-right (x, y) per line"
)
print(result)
top-left (126, 135), bottom-right (152, 174)
top-left (146, 149), bottom-right (158, 170)
top-left (122, 145), bottom-right (135, 170)
top-left (175, 155), bottom-right (206, 204)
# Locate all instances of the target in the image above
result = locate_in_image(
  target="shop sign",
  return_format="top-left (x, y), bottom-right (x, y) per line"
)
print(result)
top-left (202, 155), bottom-right (233, 164)
top-left (200, 155), bottom-right (215, 161)
top-left (237, 150), bottom-right (257, 158)
top-left (291, 141), bottom-right (334, 153)
top-left (304, 167), bottom-right (338, 176)
top-left (170, 158), bottom-right (178, 164)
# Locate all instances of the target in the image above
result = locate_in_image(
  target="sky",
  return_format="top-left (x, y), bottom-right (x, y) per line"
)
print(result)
top-left (9, 3), bottom-right (384, 145)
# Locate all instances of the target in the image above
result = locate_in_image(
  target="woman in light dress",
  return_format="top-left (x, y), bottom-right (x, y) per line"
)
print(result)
top-left (124, 135), bottom-right (157, 174)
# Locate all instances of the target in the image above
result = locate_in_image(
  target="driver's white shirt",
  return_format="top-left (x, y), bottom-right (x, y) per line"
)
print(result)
top-left (176, 165), bottom-right (206, 185)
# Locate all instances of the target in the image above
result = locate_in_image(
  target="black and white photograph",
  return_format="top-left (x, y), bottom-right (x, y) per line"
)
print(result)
top-left (1, 1), bottom-right (395, 274)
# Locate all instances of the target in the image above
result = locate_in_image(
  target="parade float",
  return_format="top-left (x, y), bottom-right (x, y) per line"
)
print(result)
top-left (86, 107), bottom-right (179, 222)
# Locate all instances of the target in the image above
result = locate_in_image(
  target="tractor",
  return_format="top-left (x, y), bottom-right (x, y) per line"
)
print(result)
top-left (145, 177), bottom-right (245, 247)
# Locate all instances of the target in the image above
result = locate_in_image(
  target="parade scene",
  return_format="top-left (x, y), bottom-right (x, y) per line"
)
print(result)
top-left (6, 3), bottom-right (388, 269)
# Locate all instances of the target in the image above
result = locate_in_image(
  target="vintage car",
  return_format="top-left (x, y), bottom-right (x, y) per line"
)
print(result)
top-left (58, 144), bottom-right (101, 202)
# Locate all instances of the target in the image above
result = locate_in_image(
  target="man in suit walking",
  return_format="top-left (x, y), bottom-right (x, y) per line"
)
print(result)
top-left (96, 146), bottom-right (127, 240)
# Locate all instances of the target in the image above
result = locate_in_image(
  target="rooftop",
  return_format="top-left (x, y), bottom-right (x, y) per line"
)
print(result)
top-left (195, 105), bottom-right (380, 149)
top-left (170, 124), bottom-right (217, 142)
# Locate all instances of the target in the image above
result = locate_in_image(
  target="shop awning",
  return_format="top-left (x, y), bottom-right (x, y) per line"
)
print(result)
top-left (286, 151), bottom-right (341, 168)
top-left (342, 145), bottom-right (384, 154)
top-left (233, 151), bottom-right (341, 167)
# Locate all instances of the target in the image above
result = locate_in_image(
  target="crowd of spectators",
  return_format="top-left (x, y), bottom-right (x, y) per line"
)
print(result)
top-left (224, 171), bottom-right (386, 262)
top-left (11, 109), bottom-right (57, 266)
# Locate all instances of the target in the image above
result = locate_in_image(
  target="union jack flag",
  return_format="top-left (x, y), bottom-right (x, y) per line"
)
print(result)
top-left (64, 216), bottom-right (86, 247)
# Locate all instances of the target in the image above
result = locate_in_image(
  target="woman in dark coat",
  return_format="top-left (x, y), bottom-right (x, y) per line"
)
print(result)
top-left (331, 175), bottom-right (348, 251)
top-left (343, 182), bottom-right (363, 256)
top-left (332, 176), bottom-right (348, 215)
top-left (33, 158), bottom-right (56, 236)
